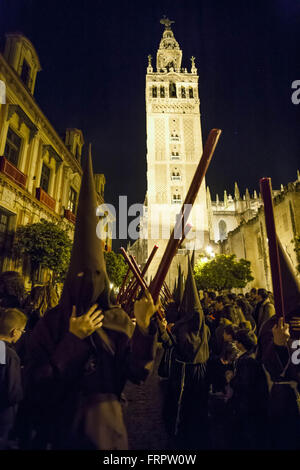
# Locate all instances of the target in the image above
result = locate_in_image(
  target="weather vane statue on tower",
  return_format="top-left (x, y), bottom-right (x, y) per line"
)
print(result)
top-left (160, 16), bottom-right (175, 30)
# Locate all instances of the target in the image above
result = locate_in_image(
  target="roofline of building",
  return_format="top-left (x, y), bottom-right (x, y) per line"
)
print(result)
top-left (224, 179), bottom-right (300, 238)
top-left (5, 32), bottom-right (42, 71)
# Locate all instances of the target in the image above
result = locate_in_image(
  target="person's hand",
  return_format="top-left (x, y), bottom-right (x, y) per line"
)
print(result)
top-left (272, 317), bottom-right (290, 346)
top-left (69, 304), bottom-right (104, 340)
top-left (134, 289), bottom-right (159, 333)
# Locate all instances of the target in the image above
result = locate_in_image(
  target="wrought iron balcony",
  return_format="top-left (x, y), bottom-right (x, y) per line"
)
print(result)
top-left (64, 208), bottom-right (76, 224)
top-left (36, 187), bottom-right (56, 212)
top-left (0, 156), bottom-right (27, 189)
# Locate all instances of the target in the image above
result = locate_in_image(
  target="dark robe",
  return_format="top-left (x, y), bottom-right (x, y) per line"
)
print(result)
top-left (0, 341), bottom-right (23, 448)
top-left (228, 350), bottom-right (269, 449)
top-left (24, 305), bottom-right (157, 449)
top-left (258, 315), bottom-right (300, 450)
top-left (206, 354), bottom-right (236, 450)
top-left (162, 306), bottom-right (210, 448)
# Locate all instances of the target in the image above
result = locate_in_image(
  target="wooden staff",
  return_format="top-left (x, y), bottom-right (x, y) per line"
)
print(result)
top-left (259, 177), bottom-right (285, 320)
top-left (160, 285), bottom-right (169, 303)
top-left (116, 267), bottom-right (131, 304)
top-left (150, 129), bottom-right (222, 303)
top-left (124, 245), bottom-right (159, 306)
top-left (119, 254), bottom-right (143, 303)
top-left (120, 247), bottom-right (176, 344)
top-left (163, 282), bottom-right (172, 300)
top-left (141, 244), bottom-right (159, 277)
top-left (120, 248), bottom-right (148, 291)
top-left (123, 256), bottom-right (145, 308)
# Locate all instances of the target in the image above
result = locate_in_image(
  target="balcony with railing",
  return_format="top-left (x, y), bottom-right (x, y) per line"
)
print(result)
top-left (170, 135), bottom-right (180, 142)
top-left (64, 209), bottom-right (76, 224)
top-left (0, 156), bottom-right (27, 189)
top-left (36, 187), bottom-right (56, 212)
top-left (170, 153), bottom-right (181, 160)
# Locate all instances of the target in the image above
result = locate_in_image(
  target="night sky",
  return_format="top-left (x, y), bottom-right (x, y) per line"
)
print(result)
top-left (1, 0), bottom-right (299, 248)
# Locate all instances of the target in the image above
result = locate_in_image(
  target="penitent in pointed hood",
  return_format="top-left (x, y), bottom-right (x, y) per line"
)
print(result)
top-left (191, 250), bottom-right (195, 270)
top-left (177, 256), bottom-right (202, 325)
top-left (173, 265), bottom-right (184, 308)
top-left (60, 144), bottom-right (111, 316)
top-left (173, 256), bottom-right (209, 363)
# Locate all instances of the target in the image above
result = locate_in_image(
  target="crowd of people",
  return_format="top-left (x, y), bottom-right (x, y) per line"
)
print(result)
top-left (0, 266), bottom-right (299, 450)
top-left (158, 262), bottom-right (300, 450)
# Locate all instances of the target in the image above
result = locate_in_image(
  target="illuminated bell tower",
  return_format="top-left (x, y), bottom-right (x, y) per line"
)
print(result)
top-left (145, 17), bottom-right (209, 285)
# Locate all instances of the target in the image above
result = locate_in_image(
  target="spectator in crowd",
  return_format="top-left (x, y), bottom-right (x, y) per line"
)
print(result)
top-left (0, 272), bottom-right (25, 309)
top-left (236, 297), bottom-right (256, 332)
top-left (249, 288), bottom-right (258, 308)
top-left (256, 288), bottom-right (275, 335)
top-left (0, 307), bottom-right (27, 449)
top-left (23, 284), bottom-right (58, 332)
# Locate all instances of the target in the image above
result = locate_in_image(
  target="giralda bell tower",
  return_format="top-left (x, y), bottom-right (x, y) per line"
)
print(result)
top-left (144, 17), bottom-right (209, 285)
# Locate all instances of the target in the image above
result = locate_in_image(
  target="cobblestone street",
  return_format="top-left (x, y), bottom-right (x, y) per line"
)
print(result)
top-left (123, 344), bottom-right (173, 450)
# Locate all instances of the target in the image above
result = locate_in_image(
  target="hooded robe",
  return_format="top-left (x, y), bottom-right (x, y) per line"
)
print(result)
top-left (24, 145), bottom-right (157, 450)
top-left (162, 257), bottom-right (210, 449)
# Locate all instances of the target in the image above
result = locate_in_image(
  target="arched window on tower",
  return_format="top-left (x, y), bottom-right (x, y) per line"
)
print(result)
top-left (189, 87), bottom-right (194, 98)
top-left (218, 220), bottom-right (227, 241)
top-left (169, 82), bottom-right (177, 98)
top-left (172, 193), bottom-right (182, 204)
top-left (171, 168), bottom-right (181, 181)
top-left (181, 87), bottom-right (186, 98)
top-left (152, 86), bottom-right (157, 98)
top-left (160, 86), bottom-right (165, 98)
top-left (166, 61), bottom-right (175, 72)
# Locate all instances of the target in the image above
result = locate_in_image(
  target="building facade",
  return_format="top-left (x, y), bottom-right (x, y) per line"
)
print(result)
top-left (219, 176), bottom-right (300, 291)
top-left (0, 33), bottom-right (111, 285)
top-left (207, 183), bottom-right (263, 243)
